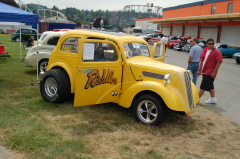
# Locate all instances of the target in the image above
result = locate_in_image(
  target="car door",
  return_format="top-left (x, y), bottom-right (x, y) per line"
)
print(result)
top-left (151, 41), bottom-right (166, 62)
top-left (74, 39), bottom-right (123, 107)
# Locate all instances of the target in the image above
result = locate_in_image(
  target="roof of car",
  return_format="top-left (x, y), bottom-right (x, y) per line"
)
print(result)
top-left (75, 29), bottom-right (134, 36)
top-left (40, 31), bottom-right (66, 44)
top-left (59, 29), bottom-right (146, 44)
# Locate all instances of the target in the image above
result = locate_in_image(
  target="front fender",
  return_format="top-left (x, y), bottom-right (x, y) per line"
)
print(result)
top-left (118, 81), bottom-right (196, 114)
top-left (47, 62), bottom-right (75, 93)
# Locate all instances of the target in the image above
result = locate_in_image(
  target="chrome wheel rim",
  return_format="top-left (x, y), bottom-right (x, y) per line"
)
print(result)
top-left (44, 77), bottom-right (57, 97)
top-left (137, 100), bottom-right (158, 124)
top-left (39, 61), bottom-right (48, 73)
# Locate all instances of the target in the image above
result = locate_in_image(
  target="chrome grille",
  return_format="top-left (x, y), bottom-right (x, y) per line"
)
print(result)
top-left (184, 72), bottom-right (194, 109)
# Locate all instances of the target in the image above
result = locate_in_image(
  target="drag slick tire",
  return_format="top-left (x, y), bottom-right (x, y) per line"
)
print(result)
top-left (133, 94), bottom-right (166, 126)
top-left (40, 69), bottom-right (71, 103)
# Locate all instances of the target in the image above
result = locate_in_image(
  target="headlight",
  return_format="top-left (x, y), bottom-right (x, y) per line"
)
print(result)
top-left (163, 74), bottom-right (171, 86)
top-left (187, 70), bottom-right (193, 80)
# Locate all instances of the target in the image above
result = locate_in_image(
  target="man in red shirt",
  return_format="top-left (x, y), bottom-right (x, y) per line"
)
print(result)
top-left (197, 38), bottom-right (222, 104)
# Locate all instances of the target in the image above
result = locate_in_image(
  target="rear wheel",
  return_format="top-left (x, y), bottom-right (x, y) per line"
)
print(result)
top-left (133, 94), bottom-right (166, 125)
top-left (40, 69), bottom-right (71, 103)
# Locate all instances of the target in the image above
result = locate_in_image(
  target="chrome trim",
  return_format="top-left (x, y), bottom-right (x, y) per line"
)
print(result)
top-left (142, 71), bottom-right (164, 80)
top-left (184, 71), bottom-right (194, 109)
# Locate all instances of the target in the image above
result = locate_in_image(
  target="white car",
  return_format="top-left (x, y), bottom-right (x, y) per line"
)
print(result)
top-left (24, 31), bottom-right (66, 73)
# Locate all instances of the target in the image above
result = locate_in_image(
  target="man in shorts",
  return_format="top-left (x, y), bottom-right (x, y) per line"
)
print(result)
top-left (197, 38), bottom-right (222, 104)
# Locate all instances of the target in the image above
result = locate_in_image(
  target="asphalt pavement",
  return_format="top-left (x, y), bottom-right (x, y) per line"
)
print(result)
top-left (163, 47), bottom-right (240, 125)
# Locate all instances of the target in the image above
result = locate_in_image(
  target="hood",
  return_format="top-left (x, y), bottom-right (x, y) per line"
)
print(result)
top-left (128, 56), bottom-right (186, 80)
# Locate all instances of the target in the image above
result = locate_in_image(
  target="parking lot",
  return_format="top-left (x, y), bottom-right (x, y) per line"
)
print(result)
top-left (162, 46), bottom-right (240, 125)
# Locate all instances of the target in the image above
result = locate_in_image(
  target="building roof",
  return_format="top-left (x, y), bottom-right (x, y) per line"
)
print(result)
top-left (163, 0), bottom-right (229, 11)
top-left (148, 13), bottom-right (240, 24)
top-left (136, 17), bottom-right (162, 21)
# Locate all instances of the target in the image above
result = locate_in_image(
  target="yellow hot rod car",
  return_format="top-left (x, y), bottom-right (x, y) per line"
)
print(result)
top-left (40, 29), bottom-right (199, 125)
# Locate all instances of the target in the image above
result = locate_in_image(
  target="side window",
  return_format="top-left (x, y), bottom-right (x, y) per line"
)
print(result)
top-left (47, 37), bottom-right (60, 45)
top-left (61, 38), bottom-right (80, 53)
top-left (83, 42), bottom-right (118, 62)
top-left (32, 30), bottom-right (37, 34)
top-left (220, 45), bottom-right (228, 49)
top-left (21, 29), bottom-right (28, 33)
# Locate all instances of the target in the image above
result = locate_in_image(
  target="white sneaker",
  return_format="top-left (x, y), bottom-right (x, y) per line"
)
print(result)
top-left (205, 97), bottom-right (217, 104)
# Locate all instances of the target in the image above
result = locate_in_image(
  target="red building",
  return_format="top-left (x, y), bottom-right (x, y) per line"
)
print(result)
top-left (149, 0), bottom-right (240, 46)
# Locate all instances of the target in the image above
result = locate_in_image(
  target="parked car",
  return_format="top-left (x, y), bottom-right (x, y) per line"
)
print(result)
top-left (167, 36), bottom-right (179, 41)
top-left (148, 34), bottom-right (176, 45)
top-left (215, 43), bottom-right (240, 57)
top-left (167, 36), bottom-right (191, 49)
top-left (10, 28), bottom-right (40, 42)
top-left (232, 53), bottom-right (240, 64)
top-left (39, 29), bottom-right (199, 126)
top-left (148, 36), bottom-right (161, 44)
top-left (182, 40), bottom-right (206, 52)
top-left (23, 31), bottom-right (66, 73)
top-left (174, 39), bottom-right (189, 51)
top-left (198, 40), bottom-right (207, 49)
top-left (139, 33), bottom-right (160, 42)
top-left (35, 29), bottom-right (71, 44)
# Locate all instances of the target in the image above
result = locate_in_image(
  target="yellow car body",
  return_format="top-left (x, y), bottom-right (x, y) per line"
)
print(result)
top-left (40, 29), bottom-right (199, 125)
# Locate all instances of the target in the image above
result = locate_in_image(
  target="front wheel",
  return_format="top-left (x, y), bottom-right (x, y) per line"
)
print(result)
top-left (38, 59), bottom-right (48, 73)
top-left (15, 37), bottom-right (20, 42)
top-left (236, 58), bottom-right (240, 64)
top-left (133, 94), bottom-right (166, 125)
top-left (40, 69), bottom-right (71, 103)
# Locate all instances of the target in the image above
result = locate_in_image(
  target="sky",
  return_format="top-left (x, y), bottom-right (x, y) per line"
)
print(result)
top-left (20, 0), bottom-right (203, 11)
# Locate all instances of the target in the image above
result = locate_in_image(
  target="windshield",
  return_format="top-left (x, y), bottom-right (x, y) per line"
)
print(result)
top-left (215, 43), bottom-right (221, 48)
top-left (124, 43), bottom-right (150, 59)
top-left (133, 29), bottom-right (142, 33)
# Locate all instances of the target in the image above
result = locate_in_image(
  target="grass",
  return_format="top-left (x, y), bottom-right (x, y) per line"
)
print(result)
top-left (1, 34), bottom-right (240, 159)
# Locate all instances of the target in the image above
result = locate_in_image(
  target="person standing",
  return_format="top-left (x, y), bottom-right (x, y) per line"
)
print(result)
top-left (160, 34), bottom-right (168, 52)
top-left (187, 38), bottom-right (202, 85)
top-left (198, 38), bottom-right (223, 104)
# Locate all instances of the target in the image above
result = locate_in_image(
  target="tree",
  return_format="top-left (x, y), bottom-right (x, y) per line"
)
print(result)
top-left (52, 5), bottom-right (59, 11)
top-left (0, 0), bottom-right (18, 7)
